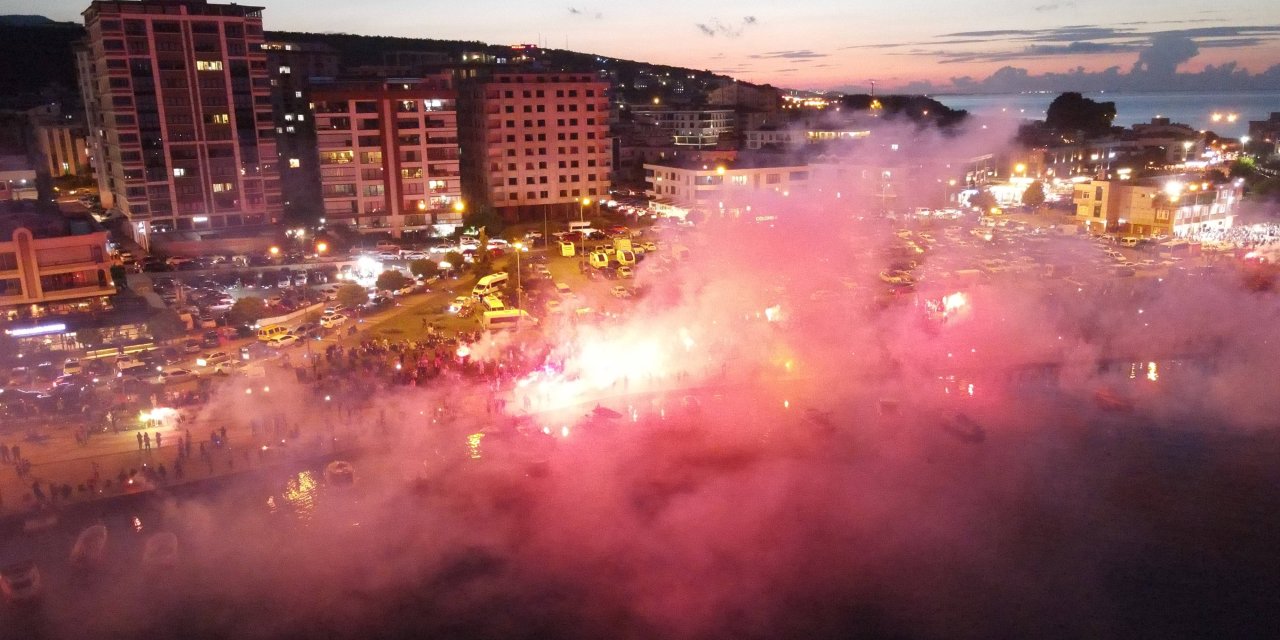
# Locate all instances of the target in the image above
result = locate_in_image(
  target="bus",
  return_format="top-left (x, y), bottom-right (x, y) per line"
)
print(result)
top-left (482, 309), bottom-right (536, 331)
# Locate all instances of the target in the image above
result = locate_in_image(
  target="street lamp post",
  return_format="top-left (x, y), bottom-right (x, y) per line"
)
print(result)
top-left (513, 242), bottom-right (526, 326)
top-left (578, 198), bottom-right (592, 255)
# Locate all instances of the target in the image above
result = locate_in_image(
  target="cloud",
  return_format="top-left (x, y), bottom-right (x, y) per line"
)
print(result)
top-left (567, 6), bottom-right (603, 19)
top-left (1131, 33), bottom-right (1199, 75)
top-left (694, 16), bottom-right (760, 38)
top-left (750, 49), bottom-right (829, 60)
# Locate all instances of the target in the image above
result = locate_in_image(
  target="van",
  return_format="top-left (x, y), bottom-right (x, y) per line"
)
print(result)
top-left (471, 271), bottom-right (509, 297)
top-left (482, 309), bottom-right (536, 331)
top-left (558, 241), bottom-right (576, 257)
top-left (1120, 236), bottom-right (1139, 248)
top-left (568, 221), bottom-right (592, 233)
top-left (588, 251), bottom-right (611, 269)
top-left (256, 325), bottom-right (289, 342)
top-left (481, 295), bottom-right (505, 311)
top-left (615, 249), bottom-right (635, 266)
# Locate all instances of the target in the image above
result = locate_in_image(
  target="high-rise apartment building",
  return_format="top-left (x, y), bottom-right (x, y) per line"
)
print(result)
top-left (311, 76), bottom-right (463, 237)
top-left (79, 0), bottom-right (281, 250)
top-left (459, 72), bottom-right (611, 219)
top-left (262, 40), bottom-right (340, 223)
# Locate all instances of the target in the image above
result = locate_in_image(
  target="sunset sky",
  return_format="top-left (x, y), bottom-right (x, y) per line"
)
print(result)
top-left (22, 0), bottom-right (1280, 91)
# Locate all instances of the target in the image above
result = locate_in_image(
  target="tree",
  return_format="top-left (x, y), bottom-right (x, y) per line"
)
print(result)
top-left (969, 190), bottom-right (998, 212)
top-left (463, 204), bottom-right (505, 235)
top-left (409, 259), bottom-right (438, 279)
top-left (473, 227), bottom-right (493, 274)
top-left (376, 269), bottom-right (409, 292)
top-left (147, 308), bottom-right (186, 343)
top-left (1045, 92), bottom-right (1116, 138)
top-left (443, 250), bottom-right (465, 273)
top-left (227, 296), bottom-right (267, 327)
top-left (109, 264), bottom-right (127, 290)
top-left (75, 326), bottom-right (105, 348)
top-left (336, 283), bottom-right (368, 310)
top-left (1022, 181), bottom-right (1046, 208)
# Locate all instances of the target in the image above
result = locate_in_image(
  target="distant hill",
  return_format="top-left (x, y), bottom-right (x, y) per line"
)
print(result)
top-left (0, 18), bottom-right (735, 109)
top-left (0, 20), bottom-right (86, 109)
top-left (0, 15), bottom-right (74, 27)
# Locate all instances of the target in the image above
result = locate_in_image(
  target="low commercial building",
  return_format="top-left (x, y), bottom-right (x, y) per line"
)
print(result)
top-left (629, 107), bottom-right (735, 148)
top-left (1072, 178), bottom-right (1241, 236)
top-left (644, 157), bottom-right (810, 214)
top-left (1, 207), bottom-right (116, 321)
top-left (0, 156), bottom-right (39, 201)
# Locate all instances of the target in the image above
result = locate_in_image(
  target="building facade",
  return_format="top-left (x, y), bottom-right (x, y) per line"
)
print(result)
top-left (629, 107), bottom-right (734, 148)
top-left (459, 72), bottom-right (611, 219)
top-left (311, 76), bottom-right (463, 237)
top-left (0, 211), bottom-right (116, 319)
top-left (644, 159), bottom-right (811, 211)
top-left (79, 0), bottom-right (283, 250)
top-left (262, 40), bottom-right (340, 223)
top-left (0, 156), bottom-right (39, 201)
top-left (1073, 179), bottom-right (1241, 236)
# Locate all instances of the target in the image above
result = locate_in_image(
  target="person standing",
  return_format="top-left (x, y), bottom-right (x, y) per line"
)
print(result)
top-left (143, 432), bottom-right (151, 450)
top-left (155, 432), bottom-right (162, 448)
top-left (137, 432), bottom-right (143, 450)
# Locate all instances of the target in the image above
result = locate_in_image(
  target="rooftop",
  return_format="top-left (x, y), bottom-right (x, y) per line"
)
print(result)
top-left (0, 202), bottom-right (106, 240)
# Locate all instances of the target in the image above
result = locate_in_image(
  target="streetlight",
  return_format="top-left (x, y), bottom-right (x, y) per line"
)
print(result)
top-left (513, 242), bottom-right (527, 321)
top-left (578, 198), bottom-right (592, 255)
top-left (316, 241), bottom-right (328, 255)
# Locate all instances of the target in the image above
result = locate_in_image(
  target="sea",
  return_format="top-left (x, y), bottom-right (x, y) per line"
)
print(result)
top-left (933, 91), bottom-right (1280, 138)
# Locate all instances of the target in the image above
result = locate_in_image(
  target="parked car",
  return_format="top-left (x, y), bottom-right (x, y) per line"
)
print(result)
top-left (196, 351), bottom-right (231, 367)
top-left (201, 330), bottom-right (221, 348)
top-left (62, 358), bottom-right (83, 375)
top-left (267, 334), bottom-right (299, 349)
top-left (157, 368), bottom-right (198, 384)
top-left (319, 313), bottom-right (348, 329)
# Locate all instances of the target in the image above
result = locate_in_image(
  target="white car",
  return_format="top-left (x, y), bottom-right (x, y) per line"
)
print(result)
top-left (267, 334), bottom-right (298, 349)
top-left (196, 351), bottom-right (230, 367)
top-left (617, 266), bottom-right (634, 279)
top-left (641, 241), bottom-right (658, 252)
top-left (63, 358), bottom-right (84, 375)
top-left (157, 368), bottom-right (198, 384)
top-left (320, 313), bottom-right (348, 329)
top-left (611, 285), bottom-right (633, 299)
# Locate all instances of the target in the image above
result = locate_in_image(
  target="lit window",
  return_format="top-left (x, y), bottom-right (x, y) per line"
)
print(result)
top-left (211, 113), bottom-right (229, 124)
top-left (173, 168), bottom-right (186, 177)
top-left (284, 114), bottom-right (295, 122)
top-left (295, 91), bottom-right (303, 98)
top-left (286, 126), bottom-right (295, 133)
top-left (196, 60), bottom-right (223, 71)
top-left (297, 114), bottom-right (305, 121)
top-left (288, 158), bottom-right (300, 168)
top-left (278, 66), bottom-right (291, 75)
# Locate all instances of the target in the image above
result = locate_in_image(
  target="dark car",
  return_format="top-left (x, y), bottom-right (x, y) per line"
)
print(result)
top-left (201, 330), bottom-right (221, 348)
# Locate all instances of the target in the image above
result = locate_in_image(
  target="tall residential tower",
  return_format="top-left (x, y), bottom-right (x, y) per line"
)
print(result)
top-left (79, 0), bottom-right (282, 250)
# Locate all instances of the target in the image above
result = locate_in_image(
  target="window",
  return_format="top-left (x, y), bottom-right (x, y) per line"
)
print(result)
top-left (212, 182), bottom-right (233, 192)
top-left (288, 158), bottom-right (300, 168)
top-left (196, 60), bottom-right (223, 71)
top-left (210, 113), bottom-right (229, 124)
top-left (278, 66), bottom-right (291, 74)
top-left (172, 168), bottom-right (186, 177)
